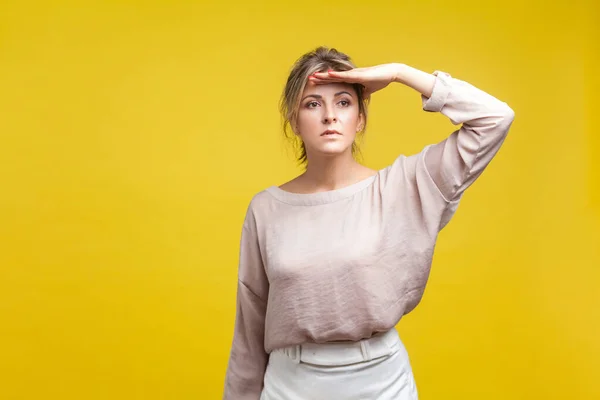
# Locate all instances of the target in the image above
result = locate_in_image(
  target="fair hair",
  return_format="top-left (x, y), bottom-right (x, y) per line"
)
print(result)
top-left (279, 46), bottom-right (369, 166)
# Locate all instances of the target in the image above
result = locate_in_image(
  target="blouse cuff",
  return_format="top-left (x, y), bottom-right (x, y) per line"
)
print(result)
top-left (421, 70), bottom-right (452, 112)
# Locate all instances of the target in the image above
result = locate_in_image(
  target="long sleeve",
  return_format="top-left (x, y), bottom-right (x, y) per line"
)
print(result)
top-left (422, 70), bottom-right (515, 203)
top-left (380, 70), bottom-right (515, 234)
top-left (223, 204), bottom-right (269, 400)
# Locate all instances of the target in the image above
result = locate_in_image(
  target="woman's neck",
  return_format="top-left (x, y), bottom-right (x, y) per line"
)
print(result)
top-left (302, 154), bottom-right (371, 191)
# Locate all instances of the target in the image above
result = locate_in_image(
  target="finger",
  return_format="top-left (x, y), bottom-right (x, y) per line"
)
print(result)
top-left (313, 70), bottom-right (358, 82)
top-left (308, 74), bottom-right (331, 81)
top-left (307, 76), bottom-right (331, 85)
top-left (310, 72), bottom-right (342, 81)
top-left (312, 71), bottom-right (338, 81)
top-left (310, 75), bottom-right (349, 85)
top-left (325, 70), bottom-right (361, 82)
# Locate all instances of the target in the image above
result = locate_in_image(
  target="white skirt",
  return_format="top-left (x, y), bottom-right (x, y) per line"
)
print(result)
top-left (260, 327), bottom-right (418, 400)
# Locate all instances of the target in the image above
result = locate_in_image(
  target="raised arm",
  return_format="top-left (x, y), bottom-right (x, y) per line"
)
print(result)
top-left (394, 64), bottom-right (515, 202)
top-left (315, 63), bottom-right (515, 230)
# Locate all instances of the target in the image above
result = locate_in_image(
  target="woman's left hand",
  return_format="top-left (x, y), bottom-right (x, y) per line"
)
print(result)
top-left (310, 63), bottom-right (403, 100)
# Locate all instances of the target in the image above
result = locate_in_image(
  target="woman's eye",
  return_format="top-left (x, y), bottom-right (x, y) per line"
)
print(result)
top-left (339, 100), bottom-right (350, 106)
top-left (307, 101), bottom-right (319, 108)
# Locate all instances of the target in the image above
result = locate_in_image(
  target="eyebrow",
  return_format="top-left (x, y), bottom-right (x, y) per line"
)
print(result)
top-left (301, 91), bottom-right (353, 102)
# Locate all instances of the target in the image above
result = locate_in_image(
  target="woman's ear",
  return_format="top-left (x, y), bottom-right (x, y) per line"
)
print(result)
top-left (356, 113), bottom-right (365, 132)
top-left (291, 119), bottom-right (300, 136)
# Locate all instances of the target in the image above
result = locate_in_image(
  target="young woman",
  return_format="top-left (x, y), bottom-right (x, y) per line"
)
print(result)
top-left (223, 46), bottom-right (515, 399)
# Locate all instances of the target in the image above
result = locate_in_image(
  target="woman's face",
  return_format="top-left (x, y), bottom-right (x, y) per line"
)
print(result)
top-left (295, 81), bottom-right (363, 160)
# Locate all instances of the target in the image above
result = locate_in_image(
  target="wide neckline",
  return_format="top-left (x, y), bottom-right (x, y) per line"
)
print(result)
top-left (265, 169), bottom-right (383, 206)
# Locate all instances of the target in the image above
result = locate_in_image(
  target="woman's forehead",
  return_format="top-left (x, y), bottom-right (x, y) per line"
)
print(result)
top-left (302, 82), bottom-right (356, 97)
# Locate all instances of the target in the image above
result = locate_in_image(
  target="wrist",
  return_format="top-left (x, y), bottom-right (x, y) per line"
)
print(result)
top-left (391, 63), bottom-right (408, 83)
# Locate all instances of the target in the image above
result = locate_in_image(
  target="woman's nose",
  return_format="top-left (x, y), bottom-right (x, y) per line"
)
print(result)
top-left (322, 111), bottom-right (338, 124)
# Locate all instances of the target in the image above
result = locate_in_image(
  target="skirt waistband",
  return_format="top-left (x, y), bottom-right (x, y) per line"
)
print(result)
top-left (278, 328), bottom-right (402, 366)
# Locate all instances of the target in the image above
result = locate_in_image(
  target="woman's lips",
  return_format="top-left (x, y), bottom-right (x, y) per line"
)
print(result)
top-left (321, 130), bottom-right (341, 136)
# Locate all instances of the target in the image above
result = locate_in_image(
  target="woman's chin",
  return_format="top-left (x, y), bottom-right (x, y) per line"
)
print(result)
top-left (316, 149), bottom-right (351, 158)
top-left (311, 143), bottom-right (352, 156)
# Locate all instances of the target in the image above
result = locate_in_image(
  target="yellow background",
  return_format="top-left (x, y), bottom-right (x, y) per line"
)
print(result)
top-left (1, 1), bottom-right (598, 399)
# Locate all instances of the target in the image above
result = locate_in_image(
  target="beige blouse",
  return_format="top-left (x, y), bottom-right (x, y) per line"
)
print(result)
top-left (223, 70), bottom-right (515, 399)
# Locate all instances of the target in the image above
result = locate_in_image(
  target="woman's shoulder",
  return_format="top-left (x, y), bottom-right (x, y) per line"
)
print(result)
top-left (275, 175), bottom-right (309, 194)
